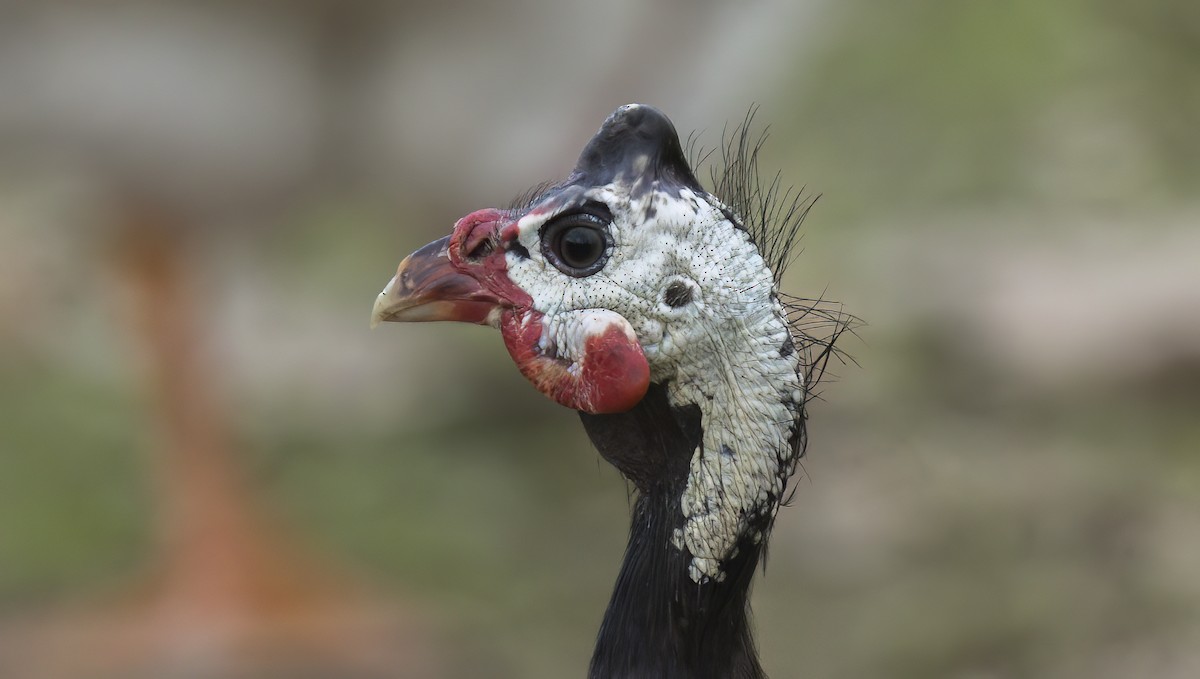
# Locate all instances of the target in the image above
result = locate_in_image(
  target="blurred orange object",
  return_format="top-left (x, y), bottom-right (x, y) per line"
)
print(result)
top-left (0, 201), bottom-right (438, 679)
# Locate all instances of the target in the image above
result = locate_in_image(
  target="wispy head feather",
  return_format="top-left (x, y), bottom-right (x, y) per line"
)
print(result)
top-left (693, 106), bottom-right (860, 402)
top-left (696, 105), bottom-right (815, 285)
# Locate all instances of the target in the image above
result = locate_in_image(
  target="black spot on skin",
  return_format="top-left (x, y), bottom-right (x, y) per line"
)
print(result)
top-left (663, 281), bottom-right (693, 308)
top-left (720, 444), bottom-right (736, 459)
top-left (508, 241), bottom-right (530, 260)
top-left (779, 335), bottom-right (795, 358)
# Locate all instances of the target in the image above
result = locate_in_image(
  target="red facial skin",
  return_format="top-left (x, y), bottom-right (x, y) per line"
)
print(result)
top-left (441, 209), bottom-right (650, 415)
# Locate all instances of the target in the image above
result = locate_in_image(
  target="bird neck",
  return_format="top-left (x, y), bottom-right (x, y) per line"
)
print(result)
top-left (579, 383), bottom-right (771, 679)
top-left (588, 490), bottom-right (766, 679)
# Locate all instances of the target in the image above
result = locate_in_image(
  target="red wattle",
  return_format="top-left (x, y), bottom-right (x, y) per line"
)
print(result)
top-left (500, 309), bottom-right (650, 415)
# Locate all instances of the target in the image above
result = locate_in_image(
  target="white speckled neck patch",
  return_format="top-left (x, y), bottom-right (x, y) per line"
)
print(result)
top-left (655, 198), bottom-right (804, 583)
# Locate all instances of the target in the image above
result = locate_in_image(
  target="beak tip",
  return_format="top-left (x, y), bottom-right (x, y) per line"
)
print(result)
top-left (370, 277), bottom-right (398, 329)
top-left (371, 238), bottom-right (501, 326)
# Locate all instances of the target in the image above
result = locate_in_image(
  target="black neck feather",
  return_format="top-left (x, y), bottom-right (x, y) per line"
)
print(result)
top-left (580, 383), bottom-right (768, 679)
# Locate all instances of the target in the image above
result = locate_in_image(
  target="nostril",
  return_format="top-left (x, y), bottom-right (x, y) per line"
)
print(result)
top-left (461, 223), bottom-right (499, 262)
top-left (450, 209), bottom-right (510, 263)
top-left (465, 238), bottom-right (495, 261)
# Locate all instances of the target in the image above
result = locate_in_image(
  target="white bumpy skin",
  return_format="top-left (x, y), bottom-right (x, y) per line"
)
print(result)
top-left (506, 181), bottom-right (804, 584)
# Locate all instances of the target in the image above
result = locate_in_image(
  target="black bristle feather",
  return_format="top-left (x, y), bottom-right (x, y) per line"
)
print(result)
top-left (507, 179), bottom-right (559, 212)
top-left (692, 106), bottom-right (860, 403)
top-left (697, 105), bottom-right (815, 288)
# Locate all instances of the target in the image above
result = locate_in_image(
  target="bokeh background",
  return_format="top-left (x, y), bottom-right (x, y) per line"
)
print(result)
top-left (2, 1), bottom-right (1198, 677)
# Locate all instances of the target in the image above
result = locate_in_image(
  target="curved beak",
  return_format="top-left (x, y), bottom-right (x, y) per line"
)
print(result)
top-left (371, 236), bottom-right (502, 328)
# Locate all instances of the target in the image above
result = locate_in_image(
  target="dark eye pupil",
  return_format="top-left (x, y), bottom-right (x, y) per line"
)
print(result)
top-left (540, 210), bottom-right (611, 277)
top-left (558, 226), bottom-right (603, 268)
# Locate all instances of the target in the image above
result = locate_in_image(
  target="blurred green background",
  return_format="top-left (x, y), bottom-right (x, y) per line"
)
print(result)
top-left (1, 1), bottom-right (1198, 677)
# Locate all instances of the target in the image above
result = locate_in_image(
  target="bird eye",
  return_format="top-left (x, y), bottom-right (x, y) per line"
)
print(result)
top-left (541, 212), bottom-right (611, 277)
